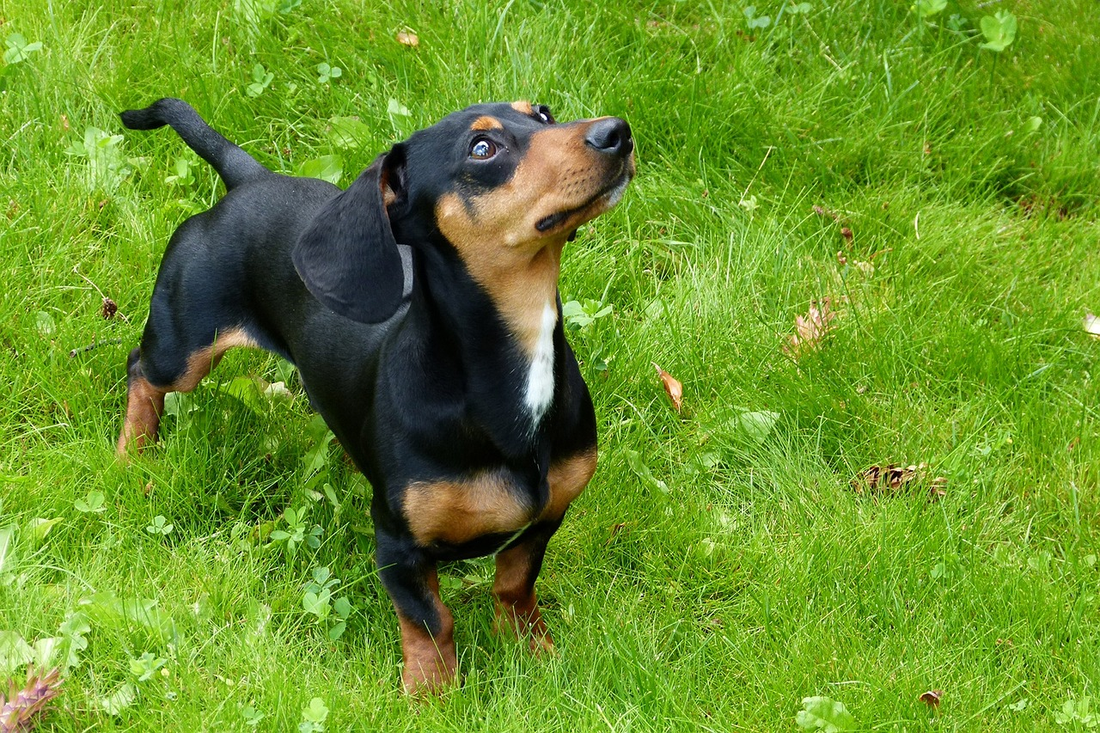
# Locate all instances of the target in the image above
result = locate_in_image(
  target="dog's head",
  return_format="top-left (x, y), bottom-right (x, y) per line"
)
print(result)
top-left (293, 101), bottom-right (634, 334)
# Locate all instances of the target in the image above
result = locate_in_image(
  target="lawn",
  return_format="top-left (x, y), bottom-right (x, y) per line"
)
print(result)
top-left (2, 0), bottom-right (1099, 730)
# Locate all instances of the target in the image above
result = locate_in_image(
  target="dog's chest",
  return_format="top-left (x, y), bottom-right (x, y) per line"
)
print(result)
top-left (402, 471), bottom-right (536, 547)
top-left (400, 450), bottom-right (596, 548)
top-left (523, 301), bottom-right (557, 425)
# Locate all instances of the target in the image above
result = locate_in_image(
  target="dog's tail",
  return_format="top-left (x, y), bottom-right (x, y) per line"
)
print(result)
top-left (120, 98), bottom-right (269, 190)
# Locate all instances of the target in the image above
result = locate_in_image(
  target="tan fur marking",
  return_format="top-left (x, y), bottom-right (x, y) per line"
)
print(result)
top-left (541, 447), bottom-right (597, 520)
top-left (438, 203), bottom-right (563, 359)
top-left (117, 377), bottom-right (167, 456)
top-left (511, 100), bottom-right (533, 115)
top-left (397, 568), bottom-right (458, 694)
top-left (470, 115), bottom-right (503, 131)
top-left (172, 328), bottom-right (259, 392)
top-left (493, 542), bottom-right (553, 653)
top-left (404, 472), bottom-right (534, 545)
top-left (380, 165), bottom-right (398, 208)
top-left (435, 119), bottom-right (631, 357)
top-left (117, 327), bottom-right (259, 457)
top-left (490, 448), bottom-right (596, 651)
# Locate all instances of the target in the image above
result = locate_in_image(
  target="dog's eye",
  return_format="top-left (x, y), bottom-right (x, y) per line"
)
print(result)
top-left (469, 138), bottom-right (498, 160)
top-left (534, 105), bottom-right (555, 124)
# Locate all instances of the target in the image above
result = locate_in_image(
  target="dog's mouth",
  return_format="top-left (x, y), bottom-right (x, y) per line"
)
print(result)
top-left (535, 167), bottom-right (632, 234)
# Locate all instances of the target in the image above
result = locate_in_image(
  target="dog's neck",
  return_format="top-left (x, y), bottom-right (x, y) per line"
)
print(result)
top-left (479, 244), bottom-right (562, 356)
top-left (462, 243), bottom-right (563, 428)
top-left (406, 241), bottom-right (565, 453)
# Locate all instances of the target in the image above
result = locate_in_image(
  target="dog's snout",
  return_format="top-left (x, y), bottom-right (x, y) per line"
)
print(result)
top-left (585, 117), bottom-right (633, 158)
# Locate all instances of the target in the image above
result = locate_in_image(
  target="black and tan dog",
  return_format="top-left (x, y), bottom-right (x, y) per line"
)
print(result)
top-left (116, 98), bottom-right (634, 692)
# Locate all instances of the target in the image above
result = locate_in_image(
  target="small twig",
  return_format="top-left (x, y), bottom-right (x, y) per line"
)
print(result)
top-left (68, 338), bottom-right (123, 358)
top-left (71, 264), bottom-right (108, 300)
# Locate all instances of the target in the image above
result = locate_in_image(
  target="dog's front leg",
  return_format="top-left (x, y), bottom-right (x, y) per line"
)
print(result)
top-left (492, 521), bottom-right (560, 654)
top-left (376, 541), bottom-right (457, 694)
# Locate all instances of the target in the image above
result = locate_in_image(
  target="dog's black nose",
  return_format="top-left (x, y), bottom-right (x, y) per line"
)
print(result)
top-left (585, 117), bottom-right (633, 158)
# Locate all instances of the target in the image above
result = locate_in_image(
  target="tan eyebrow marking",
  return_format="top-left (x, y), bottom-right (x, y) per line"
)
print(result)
top-left (511, 100), bottom-right (533, 115)
top-left (471, 115), bottom-right (504, 131)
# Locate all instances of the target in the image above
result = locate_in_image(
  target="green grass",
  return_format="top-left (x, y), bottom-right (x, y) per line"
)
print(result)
top-left (2, 0), bottom-right (1100, 729)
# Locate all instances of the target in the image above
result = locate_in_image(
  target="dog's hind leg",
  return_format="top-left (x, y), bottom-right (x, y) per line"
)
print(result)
top-left (118, 214), bottom-right (263, 458)
top-left (117, 346), bottom-right (168, 455)
top-left (117, 325), bottom-right (258, 456)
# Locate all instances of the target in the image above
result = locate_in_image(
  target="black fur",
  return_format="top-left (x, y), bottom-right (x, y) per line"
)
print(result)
top-left (292, 154), bottom-right (407, 324)
top-left (119, 98), bottom-right (633, 691)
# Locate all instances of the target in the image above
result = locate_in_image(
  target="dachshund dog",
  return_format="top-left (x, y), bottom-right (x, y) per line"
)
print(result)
top-left (117, 98), bottom-right (634, 692)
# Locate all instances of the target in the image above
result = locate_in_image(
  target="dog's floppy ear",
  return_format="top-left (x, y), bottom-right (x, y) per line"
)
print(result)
top-left (292, 150), bottom-right (406, 323)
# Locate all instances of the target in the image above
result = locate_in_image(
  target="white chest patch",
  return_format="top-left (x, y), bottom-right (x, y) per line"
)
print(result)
top-left (524, 302), bottom-right (557, 425)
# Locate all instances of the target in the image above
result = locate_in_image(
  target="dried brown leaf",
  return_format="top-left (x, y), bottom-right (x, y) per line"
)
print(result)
top-left (652, 363), bottom-right (683, 412)
top-left (101, 297), bottom-right (118, 320)
top-left (396, 30), bottom-right (419, 47)
top-left (852, 463), bottom-right (941, 499)
top-left (918, 689), bottom-right (943, 708)
top-left (840, 226), bottom-right (853, 242)
top-left (785, 298), bottom-right (836, 357)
